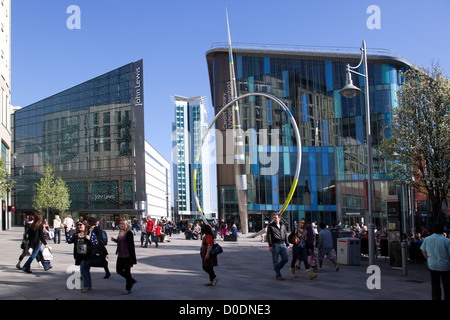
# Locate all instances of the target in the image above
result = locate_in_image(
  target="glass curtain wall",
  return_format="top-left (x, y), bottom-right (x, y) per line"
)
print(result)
top-left (207, 48), bottom-right (410, 231)
top-left (12, 61), bottom-right (144, 224)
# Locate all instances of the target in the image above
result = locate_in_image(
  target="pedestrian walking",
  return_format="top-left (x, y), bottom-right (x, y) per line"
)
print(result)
top-left (87, 217), bottom-right (111, 279)
top-left (140, 217), bottom-right (147, 247)
top-left (63, 214), bottom-right (75, 242)
top-left (143, 217), bottom-right (155, 247)
top-left (267, 213), bottom-right (290, 280)
top-left (131, 218), bottom-right (138, 235)
top-left (167, 220), bottom-right (174, 237)
top-left (219, 219), bottom-right (226, 239)
top-left (111, 220), bottom-right (137, 295)
top-left (289, 218), bottom-right (317, 280)
top-left (68, 220), bottom-right (99, 293)
top-left (200, 224), bottom-right (219, 286)
top-left (16, 215), bottom-right (35, 270)
top-left (21, 213), bottom-right (52, 273)
top-left (420, 224), bottom-right (450, 300)
top-left (317, 222), bottom-right (339, 272)
top-left (53, 214), bottom-right (62, 244)
top-left (211, 219), bottom-right (219, 239)
top-left (312, 220), bottom-right (319, 247)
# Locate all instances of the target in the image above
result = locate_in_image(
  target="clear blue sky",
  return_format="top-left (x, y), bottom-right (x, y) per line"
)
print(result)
top-left (11, 0), bottom-right (450, 164)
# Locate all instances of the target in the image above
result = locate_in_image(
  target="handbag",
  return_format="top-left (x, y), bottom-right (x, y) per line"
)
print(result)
top-left (209, 243), bottom-right (223, 255)
top-left (88, 245), bottom-right (106, 267)
top-left (288, 231), bottom-right (300, 245)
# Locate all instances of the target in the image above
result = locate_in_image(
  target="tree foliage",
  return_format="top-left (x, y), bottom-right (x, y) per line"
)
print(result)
top-left (54, 176), bottom-right (71, 215)
top-left (0, 158), bottom-right (15, 198)
top-left (33, 164), bottom-right (71, 219)
top-left (381, 65), bottom-right (450, 223)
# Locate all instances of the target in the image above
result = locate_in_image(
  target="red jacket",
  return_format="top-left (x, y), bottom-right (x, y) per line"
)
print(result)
top-left (146, 219), bottom-right (155, 233)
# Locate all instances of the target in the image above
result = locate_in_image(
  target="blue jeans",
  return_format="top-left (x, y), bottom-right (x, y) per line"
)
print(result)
top-left (80, 260), bottom-right (92, 288)
top-left (140, 232), bottom-right (146, 246)
top-left (22, 243), bottom-right (51, 272)
top-left (144, 232), bottom-right (154, 247)
top-left (53, 228), bottom-right (61, 244)
top-left (291, 245), bottom-right (310, 270)
top-left (271, 243), bottom-right (289, 277)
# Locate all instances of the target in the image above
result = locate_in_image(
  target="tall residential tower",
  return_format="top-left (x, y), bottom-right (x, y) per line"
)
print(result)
top-left (172, 95), bottom-right (213, 219)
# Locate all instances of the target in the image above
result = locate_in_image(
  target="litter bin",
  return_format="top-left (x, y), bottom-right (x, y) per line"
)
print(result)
top-left (330, 228), bottom-right (353, 250)
top-left (337, 237), bottom-right (360, 265)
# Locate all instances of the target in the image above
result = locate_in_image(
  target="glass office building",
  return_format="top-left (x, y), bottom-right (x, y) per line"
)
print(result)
top-left (206, 44), bottom-right (412, 231)
top-left (12, 60), bottom-right (146, 227)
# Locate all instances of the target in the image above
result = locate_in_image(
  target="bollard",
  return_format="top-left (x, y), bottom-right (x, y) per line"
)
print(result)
top-left (401, 241), bottom-right (408, 276)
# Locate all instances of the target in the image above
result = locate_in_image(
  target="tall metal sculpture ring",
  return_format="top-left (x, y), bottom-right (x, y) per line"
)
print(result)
top-left (193, 92), bottom-right (302, 225)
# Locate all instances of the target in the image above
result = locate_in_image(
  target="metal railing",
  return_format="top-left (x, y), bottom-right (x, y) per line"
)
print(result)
top-left (209, 42), bottom-right (410, 61)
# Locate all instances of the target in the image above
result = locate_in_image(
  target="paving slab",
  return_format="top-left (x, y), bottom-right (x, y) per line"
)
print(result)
top-left (0, 226), bottom-right (443, 316)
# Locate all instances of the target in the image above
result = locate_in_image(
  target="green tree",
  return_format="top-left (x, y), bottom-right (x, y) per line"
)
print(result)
top-left (0, 158), bottom-right (15, 198)
top-left (381, 65), bottom-right (450, 223)
top-left (33, 164), bottom-right (56, 220)
top-left (54, 176), bottom-right (71, 216)
top-left (33, 164), bottom-right (71, 220)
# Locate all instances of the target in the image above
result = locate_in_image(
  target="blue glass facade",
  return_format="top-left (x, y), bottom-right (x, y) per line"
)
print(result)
top-left (12, 60), bottom-right (146, 223)
top-left (207, 46), bottom-right (411, 230)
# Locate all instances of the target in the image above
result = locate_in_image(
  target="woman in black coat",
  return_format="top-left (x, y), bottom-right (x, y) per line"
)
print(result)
top-left (22, 213), bottom-right (52, 273)
top-left (112, 220), bottom-right (137, 295)
top-left (67, 220), bottom-right (99, 293)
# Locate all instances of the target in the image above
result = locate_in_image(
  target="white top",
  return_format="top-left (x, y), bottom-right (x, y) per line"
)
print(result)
top-left (63, 217), bottom-right (74, 229)
top-left (312, 222), bottom-right (318, 235)
top-left (53, 219), bottom-right (62, 229)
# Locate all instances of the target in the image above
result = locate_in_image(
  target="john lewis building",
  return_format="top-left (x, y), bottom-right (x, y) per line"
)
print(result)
top-left (206, 44), bottom-right (412, 231)
top-left (11, 60), bottom-right (147, 226)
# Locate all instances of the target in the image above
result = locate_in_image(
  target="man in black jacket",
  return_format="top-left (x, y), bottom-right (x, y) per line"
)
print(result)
top-left (267, 213), bottom-right (290, 280)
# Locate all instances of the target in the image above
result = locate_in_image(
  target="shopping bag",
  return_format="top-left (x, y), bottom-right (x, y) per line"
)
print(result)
top-left (42, 247), bottom-right (54, 260)
top-left (308, 253), bottom-right (316, 267)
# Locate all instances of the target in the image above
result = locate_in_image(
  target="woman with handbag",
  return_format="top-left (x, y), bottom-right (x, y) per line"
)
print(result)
top-left (289, 218), bottom-right (317, 280)
top-left (21, 213), bottom-right (52, 273)
top-left (200, 224), bottom-right (219, 286)
top-left (68, 220), bottom-right (99, 293)
top-left (111, 220), bottom-right (137, 295)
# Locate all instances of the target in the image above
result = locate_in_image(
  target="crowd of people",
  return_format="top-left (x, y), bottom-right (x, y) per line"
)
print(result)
top-left (183, 218), bottom-right (238, 241)
top-left (267, 215), bottom-right (342, 282)
top-left (14, 213), bottom-right (449, 299)
top-left (16, 214), bottom-right (171, 295)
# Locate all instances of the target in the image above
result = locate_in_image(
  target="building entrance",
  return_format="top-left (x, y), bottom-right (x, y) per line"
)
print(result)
top-left (343, 216), bottom-right (364, 230)
top-left (248, 212), bottom-right (272, 232)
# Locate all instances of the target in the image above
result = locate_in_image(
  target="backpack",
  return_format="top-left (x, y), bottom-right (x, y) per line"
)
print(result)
top-left (101, 229), bottom-right (108, 245)
top-left (93, 226), bottom-right (108, 245)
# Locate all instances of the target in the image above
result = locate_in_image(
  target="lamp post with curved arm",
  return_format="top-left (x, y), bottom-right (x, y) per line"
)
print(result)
top-left (339, 40), bottom-right (375, 266)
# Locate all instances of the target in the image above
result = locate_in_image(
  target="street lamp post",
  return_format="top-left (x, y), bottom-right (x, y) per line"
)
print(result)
top-left (339, 40), bottom-right (375, 266)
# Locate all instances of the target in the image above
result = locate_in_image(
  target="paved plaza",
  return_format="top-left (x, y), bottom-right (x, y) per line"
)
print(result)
top-left (0, 225), bottom-right (437, 303)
